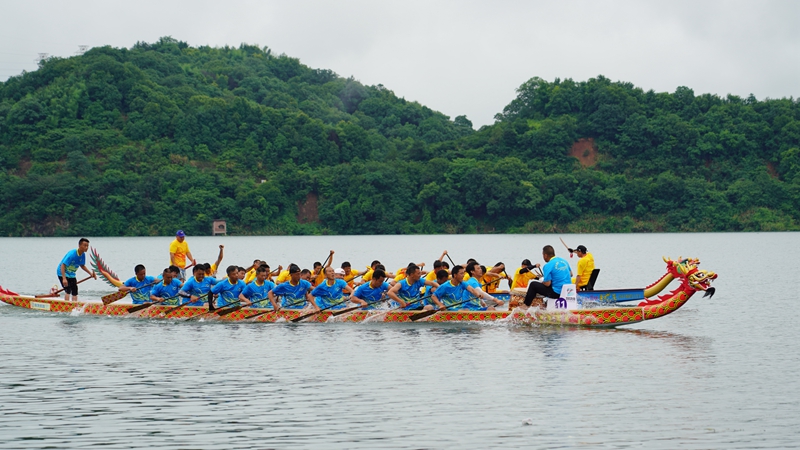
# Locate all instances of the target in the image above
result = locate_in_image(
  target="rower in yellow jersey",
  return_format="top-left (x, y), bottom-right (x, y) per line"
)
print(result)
top-left (311, 250), bottom-right (334, 287)
top-left (511, 259), bottom-right (539, 289)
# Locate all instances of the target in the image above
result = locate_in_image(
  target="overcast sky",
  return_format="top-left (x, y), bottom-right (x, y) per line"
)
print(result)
top-left (1, 0), bottom-right (797, 127)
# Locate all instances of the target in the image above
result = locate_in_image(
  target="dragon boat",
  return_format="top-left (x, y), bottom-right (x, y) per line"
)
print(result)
top-left (0, 257), bottom-right (716, 328)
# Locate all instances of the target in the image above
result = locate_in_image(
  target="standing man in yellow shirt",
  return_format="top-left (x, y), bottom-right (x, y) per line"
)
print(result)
top-left (574, 245), bottom-right (595, 291)
top-left (169, 230), bottom-right (196, 281)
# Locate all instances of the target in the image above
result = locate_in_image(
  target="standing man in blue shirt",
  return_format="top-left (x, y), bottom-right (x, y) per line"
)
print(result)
top-left (523, 245), bottom-right (572, 307)
top-left (57, 238), bottom-right (96, 302)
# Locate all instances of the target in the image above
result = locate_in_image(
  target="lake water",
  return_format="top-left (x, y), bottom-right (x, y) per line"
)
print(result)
top-left (1, 233), bottom-right (798, 449)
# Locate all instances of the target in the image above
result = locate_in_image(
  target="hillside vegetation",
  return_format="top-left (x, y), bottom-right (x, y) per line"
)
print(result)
top-left (1, 37), bottom-right (798, 236)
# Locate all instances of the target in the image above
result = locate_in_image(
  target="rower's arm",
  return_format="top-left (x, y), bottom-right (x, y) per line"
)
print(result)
top-left (431, 293), bottom-right (446, 309)
top-left (386, 283), bottom-right (405, 306)
top-left (305, 290), bottom-right (319, 310)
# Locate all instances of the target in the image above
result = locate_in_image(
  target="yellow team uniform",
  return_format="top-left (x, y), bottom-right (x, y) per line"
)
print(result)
top-left (512, 267), bottom-right (537, 289)
top-left (483, 271), bottom-right (506, 293)
top-left (394, 268), bottom-right (407, 282)
top-left (244, 268), bottom-right (256, 284)
top-left (362, 267), bottom-right (374, 282)
top-left (343, 269), bottom-right (360, 287)
top-left (575, 253), bottom-right (595, 288)
top-left (276, 270), bottom-right (290, 284)
top-left (169, 239), bottom-right (190, 268)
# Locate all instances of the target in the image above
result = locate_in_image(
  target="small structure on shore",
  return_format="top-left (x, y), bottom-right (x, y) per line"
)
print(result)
top-left (212, 219), bottom-right (227, 236)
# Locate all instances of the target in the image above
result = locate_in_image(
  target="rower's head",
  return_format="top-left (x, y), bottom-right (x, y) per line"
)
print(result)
top-left (193, 265), bottom-right (205, 281)
top-left (542, 245), bottom-right (556, 262)
top-left (406, 263), bottom-right (421, 282)
top-left (370, 269), bottom-right (386, 286)
top-left (466, 261), bottom-right (482, 278)
top-left (202, 263), bottom-right (213, 276)
top-left (169, 265), bottom-right (181, 275)
top-left (176, 230), bottom-right (185, 243)
top-left (371, 260), bottom-right (381, 269)
top-left (78, 237), bottom-right (90, 253)
top-left (341, 261), bottom-right (352, 274)
top-left (300, 268), bottom-right (312, 281)
top-left (162, 268), bottom-right (174, 283)
top-left (226, 265), bottom-right (238, 281)
top-left (334, 268), bottom-right (345, 280)
top-left (289, 264), bottom-right (301, 282)
top-left (134, 264), bottom-right (146, 280)
top-left (451, 265), bottom-right (465, 283)
top-left (433, 260), bottom-right (443, 270)
top-left (256, 265), bottom-right (268, 282)
top-left (436, 269), bottom-right (449, 284)
top-left (575, 245), bottom-right (587, 257)
top-left (237, 266), bottom-right (246, 279)
top-left (324, 266), bottom-right (336, 280)
top-left (441, 261), bottom-right (450, 270)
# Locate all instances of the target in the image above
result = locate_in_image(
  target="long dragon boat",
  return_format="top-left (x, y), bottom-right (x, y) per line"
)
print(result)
top-left (0, 257), bottom-right (716, 328)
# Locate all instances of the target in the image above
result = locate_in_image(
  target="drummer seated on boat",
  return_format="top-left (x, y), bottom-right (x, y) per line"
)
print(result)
top-left (119, 264), bottom-right (157, 304)
top-left (523, 245), bottom-right (572, 307)
top-left (350, 269), bottom-right (391, 309)
top-left (387, 263), bottom-right (438, 310)
top-left (239, 265), bottom-right (277, 309)
top-left (269, 264), bottom-right (317, 311)
top-left (150, 268), bottom-right (182, 305)
top-left (210, 265), bottom-right (247, 308)
top-left (179, 265), bottom-right (217, 306)
top-left (463, 262), bottom-right (503, 310)
top-left (311, 266), bottom-right (353, 310)
top-left (430, 266), bottom-right (468, 310)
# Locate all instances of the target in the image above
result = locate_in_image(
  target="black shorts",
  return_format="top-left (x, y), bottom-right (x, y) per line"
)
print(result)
top-left (59, 276), bottom-right (78, 295)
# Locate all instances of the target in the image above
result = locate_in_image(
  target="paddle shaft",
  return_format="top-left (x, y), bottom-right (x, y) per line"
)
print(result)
top-left (241, 296), bottom-right (308, 320)
top-left (162, 292), bottom-right (210, 316)
top-left (410, 294), bottom-right (481, 321)
top-left (126, 294), bottom-right (181, 314)
top-left (36, 275), bottom-right (92, 298)
top-left (291, 297), bottom-right (350, 322)
top-left (331, 293), bottom-right (388, 317)
top-left (216, 296), bottom-right (273, 317)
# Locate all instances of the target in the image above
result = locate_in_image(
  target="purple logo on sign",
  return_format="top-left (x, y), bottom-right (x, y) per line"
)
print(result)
top-left (555, 298), bottom-right (567, 309)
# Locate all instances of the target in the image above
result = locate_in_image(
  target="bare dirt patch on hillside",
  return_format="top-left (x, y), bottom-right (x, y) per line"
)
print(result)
top-left (570, 138), bottom-right (598, 167)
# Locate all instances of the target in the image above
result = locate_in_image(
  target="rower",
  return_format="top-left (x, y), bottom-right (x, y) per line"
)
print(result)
top-left (269, 264), bottom-right (317, 310)
top-left (462, 262), bottom-right (503, 310)
top-left (340, 261), bottom-right (364, 288)
top-left (511, 259), bottom-right (539, 289)
top-left (179, 265), bottom-right (217, 306)
top-left (239, 265), bottom-right (277, 309)
top-left (350, 269), bottom-right (391, 309)
top-left (120, 264), bottom-right (157, 304)
top-left (150, 268), bottom-right (182, 305)
top-left (311, 266), bottom-right (353, 310)
top-left (430, 266), bottom-right (467, 310)
top-left (311, 250), bottom-right (334, 287)
top-left (210, 265), bottom-right (247, 308)
top-left (387, 263), bottom-right (438, 310)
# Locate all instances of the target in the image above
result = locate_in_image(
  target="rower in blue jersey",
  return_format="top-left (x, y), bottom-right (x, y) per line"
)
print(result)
top-left (179, 265), bottom-right (217, 306)
top-left (210, 265), bottom-right (247, 308)
top-left (387, 263), bottom-right (439, 310)
top-left (150, 267), bottom-right (182, 305)
top-left (269, 264), bottom-right (317, 310)
top-left (120, 264), bottom-right (157, 304)
top-left (431, 265), bottom-right (468, 309)
top-left (239, 265), bottom-right (277, 309)
top-left (350, 269), bottom-right (391, 309)
top-left (460, 262), bottom-right (504, 311)
top-left (311, 266), bottom-right (353, 310)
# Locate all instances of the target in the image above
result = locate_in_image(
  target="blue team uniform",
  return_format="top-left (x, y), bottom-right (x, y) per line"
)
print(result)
top-left (459, 277), bottom-right (487, 311)
top-left (56, 249), bottom-right (85, 278)
top-left (271, 280), bottom-right (313, 309)
top-left (311, 279), bottom-right (350, 309)
top-left (210, 278), bottom-right (247, 308)
top-left (150, 278), bottom-right (182, 305)
top-left (389, 277), bottom-right (428, 309)
top-left (543, 256), bottom-right (572, 296)
top-left (240, 280), bottom-right (276, 308)
top-left (180, 276), bottom-right (217, 306)
top-left (123, 276), bottom-right (157, 305)
top-left (432, 280), bottom-right (467, 307)
top-left (353, 281), bottom-right (391, 309)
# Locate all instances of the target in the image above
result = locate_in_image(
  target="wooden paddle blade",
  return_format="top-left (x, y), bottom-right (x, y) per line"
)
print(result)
top-left (410, 309), bottom-right (439, 321)
top-left (216, 305), bottom-right (243, 317)
top-left (331, 305), bottom-right (361, 316)
top-left (126, 302), bottom-right (154, 313)
top-left (101, 290), bottom-right (128, 305)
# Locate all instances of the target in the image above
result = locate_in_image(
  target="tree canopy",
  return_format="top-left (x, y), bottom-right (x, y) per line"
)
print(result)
top-left (0, 38), bottom-right (798, 236)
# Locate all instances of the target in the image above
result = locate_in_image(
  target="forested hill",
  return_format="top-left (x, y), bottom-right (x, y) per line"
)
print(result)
top-left (1, 37), bottom-right (798, 236)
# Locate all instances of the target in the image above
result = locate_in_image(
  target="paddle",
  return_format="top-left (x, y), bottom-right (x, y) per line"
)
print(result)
top-left (559, 237), bottom-right (574, 258)
top-left (216, 296), bottom-right (272, 317)
top-left (241, 296), bottom-right (308, 321)
top-left (291, 297), bottom-right (351, 322)
top-left (101, 279), bottom-right (160, 305)
top-left (445, 253), bottom-right (456, 267)
top-left (410, 294), bottom-right (481, 321)
top-left (161, 292), bottom-right (210, 316)
top-left (36, 275), bottom-right (92, 298)
top-left (185, 298), bottom-right (244, 321)
top-left (126, 294), bottom-right (181, 314)
top-left (331, 293), bottom-right (389, 317)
